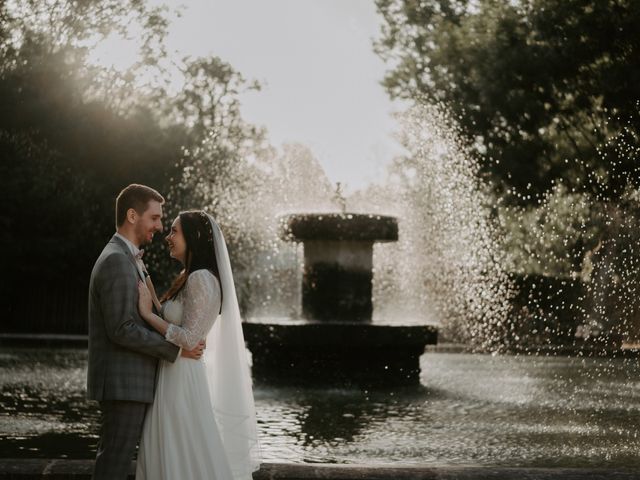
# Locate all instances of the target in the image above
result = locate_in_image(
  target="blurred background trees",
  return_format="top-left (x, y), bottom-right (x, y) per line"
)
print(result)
top-left (0, 0), bottom-right (264, 331)
top-left (3, 0), bottom-right (639, 346)
top-left (374, 0), bottom-right (640, 346)
top-left (0, 0), bottom-right (333, 333)
top-left (374, 0), bottom-right (640, 202)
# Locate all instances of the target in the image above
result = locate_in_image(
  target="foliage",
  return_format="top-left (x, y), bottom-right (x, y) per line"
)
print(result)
top-left (0, 0), bottom-right (263, 328)
top-left (497, 184), bottom-right (604, 277)
top-left (374, 0), bottom-right (640, 202)
top-left (0, 15), bottom-right (180, 291)
top-left (581, 188), bottom-right (640, 342)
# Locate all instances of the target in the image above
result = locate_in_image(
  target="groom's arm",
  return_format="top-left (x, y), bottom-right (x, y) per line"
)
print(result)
top-left (98, 253), bottom-right (180, 362)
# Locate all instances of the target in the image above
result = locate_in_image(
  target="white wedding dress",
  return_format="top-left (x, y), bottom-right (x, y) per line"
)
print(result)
top-left (136, 269), bottom-right (234, 480)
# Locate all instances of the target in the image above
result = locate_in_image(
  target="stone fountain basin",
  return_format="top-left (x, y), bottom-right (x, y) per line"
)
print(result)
top-left (243, 317), bottom-right (437, 346)
top-left (280, 213), bottom-right (398, 242)
top-left (242, 318), bottom-right (438, 386)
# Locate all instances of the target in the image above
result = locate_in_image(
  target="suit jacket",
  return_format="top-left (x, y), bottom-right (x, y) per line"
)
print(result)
top-left (87, 234), bottom-right (180, 403)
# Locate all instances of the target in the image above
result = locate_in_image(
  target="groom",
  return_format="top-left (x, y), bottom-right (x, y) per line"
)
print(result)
top-left (87, 184), bottom-right (204, 480)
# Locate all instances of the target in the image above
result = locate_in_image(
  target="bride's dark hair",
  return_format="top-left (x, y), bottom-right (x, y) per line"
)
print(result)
top-left (161, 210), bottom-right (222, 306)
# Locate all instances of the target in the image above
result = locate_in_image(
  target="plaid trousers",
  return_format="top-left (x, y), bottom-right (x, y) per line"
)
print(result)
top-left (92, 400), bottom-right (147, 480)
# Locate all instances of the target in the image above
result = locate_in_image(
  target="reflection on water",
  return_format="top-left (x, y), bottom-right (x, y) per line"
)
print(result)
top-left (1, 348), bottom-right (640, 466)
top-left (0, 349), bottom-right (99, 458)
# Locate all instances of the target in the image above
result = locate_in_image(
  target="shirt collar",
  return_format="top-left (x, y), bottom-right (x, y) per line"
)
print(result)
top-left (115, 232), bottom-right (142, 258)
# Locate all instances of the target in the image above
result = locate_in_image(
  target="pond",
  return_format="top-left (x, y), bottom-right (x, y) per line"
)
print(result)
top-left (1, 347), bottom-right (640, 466)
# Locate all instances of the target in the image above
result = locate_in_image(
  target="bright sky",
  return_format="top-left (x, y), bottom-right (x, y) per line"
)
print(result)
top-left (95, 0), bottom-right (409, 192)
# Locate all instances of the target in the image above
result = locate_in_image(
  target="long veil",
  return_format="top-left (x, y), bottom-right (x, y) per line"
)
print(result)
top-left (203, 214), bottom-right (261, 479)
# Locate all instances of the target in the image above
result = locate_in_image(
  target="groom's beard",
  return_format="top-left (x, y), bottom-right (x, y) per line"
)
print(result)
top-left (140, 235), bottom-right (155, 247)
top-left (135, 225), bottom-right (158, 247)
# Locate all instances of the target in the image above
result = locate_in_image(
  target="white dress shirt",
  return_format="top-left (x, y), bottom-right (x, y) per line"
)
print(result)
top-left (115, 232), bottom-right (146, 280)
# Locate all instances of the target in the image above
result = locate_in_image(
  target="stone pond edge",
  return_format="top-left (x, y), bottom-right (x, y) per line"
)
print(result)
top-left (1, 460), bottom-right (640, 480)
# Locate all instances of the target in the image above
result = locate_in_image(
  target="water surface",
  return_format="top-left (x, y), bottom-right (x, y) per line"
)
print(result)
top-left (1, 348), bottom-right (639, 466)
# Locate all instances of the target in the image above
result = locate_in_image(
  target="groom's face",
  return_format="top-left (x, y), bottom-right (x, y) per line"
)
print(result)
top-left (134, 200), bottom-right (163, 246)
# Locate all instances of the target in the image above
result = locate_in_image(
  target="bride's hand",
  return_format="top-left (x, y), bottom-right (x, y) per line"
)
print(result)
top-left (137, 281), bottom-right (154, 320)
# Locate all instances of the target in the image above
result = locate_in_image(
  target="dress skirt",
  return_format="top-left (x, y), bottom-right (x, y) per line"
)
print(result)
top-left (136, 357), bottom-right (234, 480)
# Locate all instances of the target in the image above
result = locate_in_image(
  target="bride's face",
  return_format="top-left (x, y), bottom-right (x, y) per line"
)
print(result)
top-left (166, 217), bottom-right (187, 264)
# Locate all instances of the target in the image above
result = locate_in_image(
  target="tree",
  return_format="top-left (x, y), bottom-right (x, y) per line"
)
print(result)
top-left (374, 0), bottom-right (640, 203)
top-left (0, 0), bottom-right (262, 332)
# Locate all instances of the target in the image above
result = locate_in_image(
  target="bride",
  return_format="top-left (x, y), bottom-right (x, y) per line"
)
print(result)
top-left (135, 210), bottom-right (261, 480)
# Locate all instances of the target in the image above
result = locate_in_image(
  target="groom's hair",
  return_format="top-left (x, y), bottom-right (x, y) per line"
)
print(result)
top-left (115, 184), bottom-right (164, 227)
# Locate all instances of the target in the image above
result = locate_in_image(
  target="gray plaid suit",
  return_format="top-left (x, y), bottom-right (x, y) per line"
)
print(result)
top-left (87, 234), bottom-right (179, 480)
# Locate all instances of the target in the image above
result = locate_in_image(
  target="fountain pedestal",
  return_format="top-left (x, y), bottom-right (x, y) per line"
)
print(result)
top-left (243, 212), bottom-right (438, 387)
top-left (302, 240), bottom-right (373, 321)
top-left (287, 213), bottom-right (398, 322)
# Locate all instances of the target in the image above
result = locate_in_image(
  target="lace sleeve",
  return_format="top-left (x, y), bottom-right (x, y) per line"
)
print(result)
top-left (165, 270), bottom-right (220, 350)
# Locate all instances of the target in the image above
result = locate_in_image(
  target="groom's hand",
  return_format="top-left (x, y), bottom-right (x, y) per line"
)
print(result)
top-left (181, 340), bottom-right (206, 360)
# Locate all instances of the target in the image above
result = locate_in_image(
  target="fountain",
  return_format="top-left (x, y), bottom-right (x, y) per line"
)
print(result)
top-left (242, 184), bottom-right (438, 386)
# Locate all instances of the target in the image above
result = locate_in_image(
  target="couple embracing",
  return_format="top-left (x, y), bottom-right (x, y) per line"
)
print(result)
top-left (87, 184), bottom-right (261, 479)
